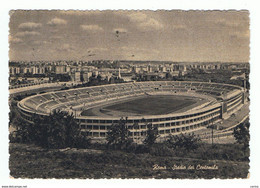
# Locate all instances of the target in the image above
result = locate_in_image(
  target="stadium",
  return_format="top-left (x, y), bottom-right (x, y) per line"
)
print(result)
top-left (17, 81), bottom-right (246, 141)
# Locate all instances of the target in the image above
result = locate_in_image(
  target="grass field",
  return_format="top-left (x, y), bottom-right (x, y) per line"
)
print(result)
top-left (9, 143), bottom-right (249, 179)
top-left (103, 95), bottom-right (198, 115)
top-left (81, 95), bottom-right (200, 116)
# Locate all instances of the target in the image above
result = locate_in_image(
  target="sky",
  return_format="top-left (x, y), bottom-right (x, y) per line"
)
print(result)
top-left (9, 10), bottom-right (249, 62)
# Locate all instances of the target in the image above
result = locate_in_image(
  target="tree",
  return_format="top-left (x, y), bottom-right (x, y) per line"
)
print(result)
top-left (165, 133), bottom-right (201, 151)
top-left (106, 117), bottom-right (132, 150)
top-left (10, 110), bottom-right (90, 149)
top-left (143, 123), bottom-right (158, 147)
top-left (9, 110), bottom-right (34, 143)
top-left (9, 98), bottom-right (18, 127)
top-left (233, 120), bottom-right (250, 149)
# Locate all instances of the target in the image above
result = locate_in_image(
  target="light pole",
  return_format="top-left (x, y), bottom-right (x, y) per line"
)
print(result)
top-left (74, 93), bottom-right (78, 118)
top-left (207, 121), bottom-right (214, 146)
top-left (211, 124), bottom-right (213, 145)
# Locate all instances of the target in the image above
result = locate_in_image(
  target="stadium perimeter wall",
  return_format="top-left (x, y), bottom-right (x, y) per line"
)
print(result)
top-left (17, 81), bottom-right (246, 140)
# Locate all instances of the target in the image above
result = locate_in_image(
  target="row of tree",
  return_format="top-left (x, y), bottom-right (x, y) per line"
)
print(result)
top-left (9, 110), bottom-right (205, 154)
top-left (10, 110), bottom-right (90, 149)
top-left (106, 118), bottom-right (160, 150)
top-left (10, 110), bottom-right (249, 152)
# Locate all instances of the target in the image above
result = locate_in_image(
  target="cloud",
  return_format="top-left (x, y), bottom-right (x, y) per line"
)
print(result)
top-left (119, 46), bottom-right (160, 60)
top-left (214, 19), bottom-right (243, 28)
top-left (32, 40), bottom-right (50, 45)
top-left (172, 24), bottom-right (187, 30)
top-left (15, 31), bottom-right (40, 37)
top-left (230, 30), bottom-right (250, 39)
top-left (127, 12), bottom-right (147, 23)
top-left (59, 10), bottom-right (103, 16)
top-left (50, 35), bottom-right (63, 40)
top-left (121, 46), bottom-right (159, 53)
top-left (56, 44), bottom-right (74, 52)
top-left (9, 36), bottom-right (23, 43)
top-left (113, 28), bottom-right (127, 33)
top-left (47, 18), bottom-right (67, 26)
top-left (18, 22), bottom-right (42, 30)
top-left (80, 25), bottom-right (104, 32)
top-left (87, 47), bottom-right (108, 53)
top-left (126, 13), bottom-right (163, 30)
top-left (141, 18), bottom-right (164, 30)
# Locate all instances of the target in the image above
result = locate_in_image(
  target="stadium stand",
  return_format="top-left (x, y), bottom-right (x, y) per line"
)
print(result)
top-left (18, 81), bottom-right (246, 139)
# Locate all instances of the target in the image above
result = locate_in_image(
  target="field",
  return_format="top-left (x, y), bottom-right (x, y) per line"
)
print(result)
top-left (9, 143), bottom-right (249, 179)
top-left (81, 95), bottom-right (203, 116)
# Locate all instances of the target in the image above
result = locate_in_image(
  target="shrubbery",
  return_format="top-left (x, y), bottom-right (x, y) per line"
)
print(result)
top-left (143, 123), bottom-right (159, 147)
top-left (233, 120), bottom-right (250, 150)
top-left (106, 118), bottom-right (134, 151)
top-left (165, 133), bottom-right (201, 151)
top-left (10, 110), bottom-right (90, 149)
top-left (10, 107), bottom-right (250, 162)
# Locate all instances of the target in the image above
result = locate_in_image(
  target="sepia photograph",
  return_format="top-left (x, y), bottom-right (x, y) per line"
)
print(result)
top-left (8, 10), bottom-right (250, 179)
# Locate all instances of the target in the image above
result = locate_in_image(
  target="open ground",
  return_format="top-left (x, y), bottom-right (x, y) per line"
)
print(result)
top-left (81, 95), bottom-right (205, 117)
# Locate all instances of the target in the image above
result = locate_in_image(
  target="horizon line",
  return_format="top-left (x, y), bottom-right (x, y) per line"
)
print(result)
top-left (9, 60), bottom-right (249, 64)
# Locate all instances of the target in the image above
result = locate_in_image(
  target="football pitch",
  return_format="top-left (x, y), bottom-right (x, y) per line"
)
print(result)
top-left (81, 95), bottom-right (202, 116)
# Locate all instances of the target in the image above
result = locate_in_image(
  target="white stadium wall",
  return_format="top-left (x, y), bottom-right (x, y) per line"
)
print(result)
top-left (17, 81), bottom-right (245, 140)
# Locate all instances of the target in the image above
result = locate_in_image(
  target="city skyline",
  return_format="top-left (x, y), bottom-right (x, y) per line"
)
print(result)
top-left (9, 10), bottom-right (249, 63)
